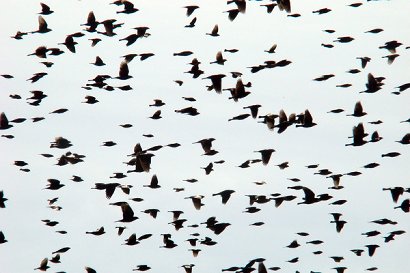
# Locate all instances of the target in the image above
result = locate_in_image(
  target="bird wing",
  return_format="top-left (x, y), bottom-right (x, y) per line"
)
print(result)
top-left (38, 16), bottom-right (48, 32)
top-left (151, 174), bottom-right (158, 187)
top-left (212, 24), bottom-right (218, 35)
top-left (121, 202), bottom-right (134, 219)
top-left (278, 109), bottom-right (287, 123)
top-left (0, 112), bottom-right (9, 128)
top-left (303, 109), bottom-right (313, 125)
top-left (119, 61), bottom-right (129, 78)
top-left (354, 101), bottom-right (363, 115)
top-left (123, 1), bottom-right (135, 10)
top-left (302, 187), bottom-right (316, 201)
top-left (40, 3), bottom-right (51, 13)
top-left (87, 11), bottom-right (96, 25)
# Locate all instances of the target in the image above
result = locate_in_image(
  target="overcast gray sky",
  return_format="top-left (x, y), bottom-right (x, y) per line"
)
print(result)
top-left (0, 0), bottom-right (409, 273)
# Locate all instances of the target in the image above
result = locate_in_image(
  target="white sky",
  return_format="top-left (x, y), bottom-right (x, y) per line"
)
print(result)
top-left (0, 0), bottom-right (409, 273)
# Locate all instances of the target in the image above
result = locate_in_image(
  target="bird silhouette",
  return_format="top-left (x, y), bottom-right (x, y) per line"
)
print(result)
top-left (31, 16), bottom-right (51, 34)
top-left (206, 24), bottom-right (219, 36)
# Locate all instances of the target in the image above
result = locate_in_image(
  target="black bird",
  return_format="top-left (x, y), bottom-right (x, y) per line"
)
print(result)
top-left (91, 56), bottom-right (105, 66)
top-left (261, 3), bottom-right (277, 13)
top-left (213, 190), bottom-right (235, 204)
top-left (143, 174), bottom-right (161, 189)
top-left (365, 244), bottom-right (379, 256)
top-left (185, 195), bottom-right (205, 210)
top-left (394, 199), bottom-right (409, 213)
top-left (117, 61), bottom-right (132, 80)
top-left (44, 179), bottom-right (65, 190)
top-left (396, 133), bottom-right (410, 144)
top-left (210, 51), bottom-right (227, 65)
top-left (59, 35), bottom-right (77, 53)
top-left (86, 227), bottom-right (105, 236)
top-left (193, 138), bottom-right (215, 154)
top-left (92, 183), bottom-right (120, 199)
top-left (228, 114), bottom-right (250, 122)
top-left (383, 187), bottom-right (404, 203)
top-left (117, 1), bottom-right (139, 14)
top-left (346, 123), bottom-right (367, 146)
top-left (184, 5), bottom-right (199, 16)
top-left (203, 74), bottom-right (226, 93)
top-left (0, 191), bottom-right (7, 208)
top-left (114, 202), bottom-right (138, 222)
top-left (149, 110), bottom-right (162, 120)
top-left (277, 0), bottom-right (291, 13)
top-left (82, 11), bottom-right (99, 32)
top-left (185, 17), bottom-right (197, 28)
top-left (206, 24), bottom-right (219, 36)
top-left (254, 149), bottom-right (275, 165)
top-left (334, 36), bottom-right (354, 43)
top-left (313, 8), bottom-right (331, 14)
top-left (296, 109), bottom-right (317, 128)
top-left (34, 258), bottom-right (49, 271)
top-left (0, 113), bottom-right (13, 130)
top-left (39, 3), bottom-right (53, 15)
top-left (31, 16), bottom-right (51, 34)
top-left (379, 40), bottom-right (402, 53)
top-left (347, 101), bottom-right (367, 117)
top-left (243, 105), bottom-right (261, 118)
top-left (28, 46), bottom-right (48, 58)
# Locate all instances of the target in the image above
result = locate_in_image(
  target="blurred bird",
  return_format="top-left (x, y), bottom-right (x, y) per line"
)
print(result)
top-left (31, 16), bottom-right (51, 34)
top-left (213, 190), bottom-right (235, 204)
top-left (206, 24), bottom-right (219, 36)
top-left (347, 101), bottom-right (367, 117)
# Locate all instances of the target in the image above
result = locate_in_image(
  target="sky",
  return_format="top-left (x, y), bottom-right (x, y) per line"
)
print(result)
top-left (0, 0), bottom-right (409, 273)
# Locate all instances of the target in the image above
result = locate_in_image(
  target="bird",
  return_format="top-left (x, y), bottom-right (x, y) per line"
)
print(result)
top-left (149, 110), bottom-right (162, 120)
top-left (261, 3), bottom-right (277, 13)
top-left (383, 187), bottom-right (404, 203)
top-left (184, 5), bottom-right (199, 16)
top-left (379, 40), bottom-right (402, 53)
top-left (143, 174), bottom-right (161, 189)
top-left (86, 227), bottom-right (105, 236)
top-left (193, 138), bottom-right (215, 154)
top-left (31, 16), bottom-right (51, 34)
top-left (34, 258), bottom-right (50, 271)
top-left (210, 51), bottom-right (227, 65)
top-left (396, 133), bottom-right (410, 144)
top-left (346, 123), bottom-right (367, 146)
top-left (347, 101), bottom-right (367, 117)
top-left (0, 191), bottom-right (7, 208)
top-left (213, 190), bottom-right (235, 204)
top-left (394, 199), bottom-right (409, 213)
top-left (203, 74), bottom-right (226, 93)
top-left (243, 105), bottom-right (261, 119)
top-left (44, 179), bottom-right (65, 190)
top-left (59, 35), bottom-right (77, 53)
top-left (296, 109), bottom-right (317, 128)
top-left (286, 240), bottom-right (300, 248)
top-left (277, 0), bottom-right (291, 13)
top-left (365, 244), bottom-right (380, 256)
top-left (91, 56), bottom-right (105, 66)
top-left (117, 61), bottom-right (132, 80)
top-left (254, 149), bottom-right (275, 165)
top-left (185, 195), bottom-right (205, 210)
top-left (117, 1), bottom-right (139, 14)
top-left (185, 17), bottom-right (197, 28)
top-left (133, 265), bottom-right (151, 271)
top-left (0, 231), bottom-right (7, 244)
top-left (228, 114), bottom-right (250, 122)
top-left (113, 202), bottom-right (138, 222)
top-left (0, 113), bottom-right (13, 130)
top-left (206, 24), bottom-right (219, 36)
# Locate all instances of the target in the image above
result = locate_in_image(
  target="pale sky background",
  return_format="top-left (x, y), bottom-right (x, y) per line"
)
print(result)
top-left (0, 0), bottom-right (409, 273)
